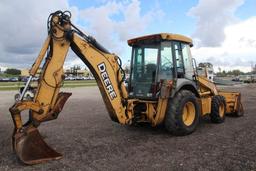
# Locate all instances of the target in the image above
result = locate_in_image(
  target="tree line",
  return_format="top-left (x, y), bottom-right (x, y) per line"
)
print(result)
top-left (216, 69), bottom-right (255, 77)
top-left (2, 68), bottom-right (21, 75)
top-left (1, 67), bottom-right (255, 77)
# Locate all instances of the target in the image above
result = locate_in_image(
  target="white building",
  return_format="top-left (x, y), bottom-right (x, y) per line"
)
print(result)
top-left (197, 63), bottom-right (214, 82)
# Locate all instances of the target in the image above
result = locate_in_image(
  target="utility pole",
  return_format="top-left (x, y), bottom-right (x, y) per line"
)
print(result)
top-left (251, 61), bottom-right (253, 73)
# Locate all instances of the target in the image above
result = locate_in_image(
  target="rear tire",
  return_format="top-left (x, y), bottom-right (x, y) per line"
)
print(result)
top-left (164, 90), bottom-right (200, 136)
top-left (210, 95), bottom-right (226, 123)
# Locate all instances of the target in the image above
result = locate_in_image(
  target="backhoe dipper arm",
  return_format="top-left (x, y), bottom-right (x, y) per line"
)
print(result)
top-left (9, 11), bottom-right (130, 165)
top-left (69, 33), bottom-right (129, 123)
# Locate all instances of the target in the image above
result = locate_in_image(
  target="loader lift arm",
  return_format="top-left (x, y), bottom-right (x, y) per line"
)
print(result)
top-left (9, 11), bottom-right (132, 164)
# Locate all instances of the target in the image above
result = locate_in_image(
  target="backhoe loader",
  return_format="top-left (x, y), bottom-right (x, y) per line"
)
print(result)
top-left (9, 11), bottom-right (244, 165)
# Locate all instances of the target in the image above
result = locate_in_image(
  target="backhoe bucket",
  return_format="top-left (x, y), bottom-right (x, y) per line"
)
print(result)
top-left (13, 126), bottom-right (62, 165)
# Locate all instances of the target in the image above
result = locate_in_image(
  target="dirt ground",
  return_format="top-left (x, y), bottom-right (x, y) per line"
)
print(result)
top-left (0, 85), bottom-right (256, 171)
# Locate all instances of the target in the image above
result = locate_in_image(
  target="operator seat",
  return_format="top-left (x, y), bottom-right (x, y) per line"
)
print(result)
top-left (145, 63), bottom-right (156, 82)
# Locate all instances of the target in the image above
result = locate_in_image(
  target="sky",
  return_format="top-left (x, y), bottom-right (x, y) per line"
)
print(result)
top-left (0, 0), bottom-right (255, 72)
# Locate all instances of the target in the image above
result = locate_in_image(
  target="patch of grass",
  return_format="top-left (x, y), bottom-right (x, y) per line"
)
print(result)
top-left (0, 80), bottom-right (96, 85)
top-left (0, 82), bottom-right (24, 86)
top-left (0, 87), bottom-right (20, 91)
top-left (62, 83), bottom-right (97, 88)
top-left (0, 80), bottom-right (97, 91)
top-left (64, 80), bottom-right (96, 84)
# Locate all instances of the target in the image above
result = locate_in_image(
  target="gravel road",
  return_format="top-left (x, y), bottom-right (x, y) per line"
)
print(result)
top-left (0, 85), bottom-right (256, 170)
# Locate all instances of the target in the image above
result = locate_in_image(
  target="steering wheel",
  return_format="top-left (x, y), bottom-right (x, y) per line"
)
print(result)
top-left (161, 55), bottom-right (173, 71)
top-left (161, 61), bottom-right (173, 71)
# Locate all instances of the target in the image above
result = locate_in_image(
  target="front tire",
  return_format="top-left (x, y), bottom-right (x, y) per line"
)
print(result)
top-left (210, 95), bottom-right (226, 123)
top-left (164, 90), bottom-right (200, 136)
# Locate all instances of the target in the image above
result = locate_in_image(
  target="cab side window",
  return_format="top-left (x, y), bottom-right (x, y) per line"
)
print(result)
top-left (181, 43), bottom-right (194, 79)
top-left (173, 42), bottom-right (184, 78)
top-left (158, 41), bottom-right (173, 81)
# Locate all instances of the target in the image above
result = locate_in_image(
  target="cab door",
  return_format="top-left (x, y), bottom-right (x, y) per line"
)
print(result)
top-left (173, 41), bottom-right (194, 80)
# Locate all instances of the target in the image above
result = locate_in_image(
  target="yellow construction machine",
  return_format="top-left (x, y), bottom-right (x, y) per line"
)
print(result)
top-left (9, 11), bottom-right (244, 165)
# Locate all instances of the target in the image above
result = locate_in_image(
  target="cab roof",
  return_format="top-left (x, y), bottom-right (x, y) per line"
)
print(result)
top-left (127, 33), bottom-right (193, 47)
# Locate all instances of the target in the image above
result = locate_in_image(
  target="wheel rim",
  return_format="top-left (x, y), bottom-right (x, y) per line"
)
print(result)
top-left (182, 102), bottom-right (196, 126)
top-left (219, 102), bottom-right (225, 118)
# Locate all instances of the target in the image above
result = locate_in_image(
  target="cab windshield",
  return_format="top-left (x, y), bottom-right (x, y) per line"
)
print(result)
top-left (129, 41), bottom-right (173, 98)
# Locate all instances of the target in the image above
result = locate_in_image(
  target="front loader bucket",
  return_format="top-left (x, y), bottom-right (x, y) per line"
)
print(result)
top-left (219, 91), bottom-right (244, 116)
top-left (13, 126), bottom-right (62, 165)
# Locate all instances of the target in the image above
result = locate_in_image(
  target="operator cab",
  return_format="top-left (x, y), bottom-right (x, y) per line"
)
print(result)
top-left (128, 33), bottom-right (194, 99)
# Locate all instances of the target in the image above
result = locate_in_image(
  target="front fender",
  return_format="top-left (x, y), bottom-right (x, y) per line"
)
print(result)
top-left (170, 78), bottom-right (199, 98)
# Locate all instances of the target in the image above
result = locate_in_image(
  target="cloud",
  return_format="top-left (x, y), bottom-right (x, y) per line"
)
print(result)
top-left (78, 0), bottom-right (164, 55)
top-left (191, 17), bottom-right (256, 72)
top-left (188, 0), bottom-right (244, 47)
top-left (0, 0), bottom-right (78, 68)
top-left (0, 0), bottom-right (163, 70)
top-left (1, 0), bottom-right (254, 74)
top-left (66, 0), bottom-right (164, 68)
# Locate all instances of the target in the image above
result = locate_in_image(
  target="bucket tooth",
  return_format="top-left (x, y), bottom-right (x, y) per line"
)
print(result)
top-left (13, 126), bottom-right (62, 165)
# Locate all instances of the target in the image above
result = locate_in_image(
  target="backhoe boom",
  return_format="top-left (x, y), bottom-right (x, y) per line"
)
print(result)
top-left (9, 10), bottom-right (131, 164)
